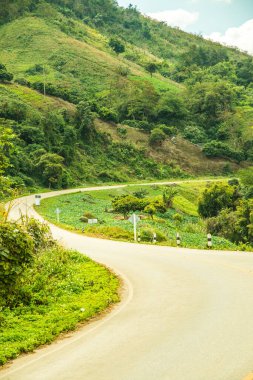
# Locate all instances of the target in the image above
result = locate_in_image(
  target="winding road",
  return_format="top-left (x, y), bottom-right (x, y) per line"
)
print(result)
top-left (1, 184), bottom-right (253, 380)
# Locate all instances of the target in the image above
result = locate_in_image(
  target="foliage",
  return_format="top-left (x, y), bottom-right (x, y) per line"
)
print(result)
top-left (140, 227), bottom-right (167, 242)
top-left (0, 246), bottom-right (119, 365)
top-left (0, 64), bottom-right (13, 83)
top-left (36, 181), bottom-right (241, 250)
top-left (198, 182), bottom-right (241, 218)
top-left (0, 223), bottom-right (34, 292)
top-left (145, 62), bottom-right (158, 77)
top-left (206, 199), bottom-right (253, 244)
top-left (149, 128), bottom-right (166, 146)
top-left (202, 141), bottom-right (244, 162)
top-left (109, 38), bottom-right (125, 54)
top-left (112, 195), bottom-right (148, 218)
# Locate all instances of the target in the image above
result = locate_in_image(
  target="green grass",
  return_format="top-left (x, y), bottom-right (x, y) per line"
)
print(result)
top-left (0, 246), bottom-right (120, 366)
top-left (36, 180), bottom-right (238, 250)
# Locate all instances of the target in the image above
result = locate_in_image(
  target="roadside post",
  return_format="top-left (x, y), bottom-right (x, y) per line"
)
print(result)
top-left (128, 213), bottom-right (140, 242)
top-left (153, 233), bottom-right (157, 244)
top-left (137, 232), bottom-right (141, 243)
top-left (56, 208), bottom-right (61, 223)
top-left (207, 233), bottom-right (212, 248)
top-left (35, 195), bottom-right (41, 206)
top-left (176, 232), bottom-right (181, 246)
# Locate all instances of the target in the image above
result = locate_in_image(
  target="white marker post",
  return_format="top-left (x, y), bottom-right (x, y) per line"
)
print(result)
top-left (35, 195), bottom-right (41, 206)
top-left (128, 213), bottom-right (140, 242)
top-left (56, 208), bottom-right (61, 223)
top-left (207, 233), bottom-right (212, 248)
top-left (153, 233), bottom-right (157, 244)
top-left (176, 232), bottom-right (181, 246)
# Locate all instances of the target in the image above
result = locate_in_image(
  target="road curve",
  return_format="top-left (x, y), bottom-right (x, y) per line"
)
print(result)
top-left (1, 184), bottom-right (253, 380)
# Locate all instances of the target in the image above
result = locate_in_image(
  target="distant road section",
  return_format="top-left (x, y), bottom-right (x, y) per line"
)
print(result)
top-left (1, 184), bottom-right (253, 380)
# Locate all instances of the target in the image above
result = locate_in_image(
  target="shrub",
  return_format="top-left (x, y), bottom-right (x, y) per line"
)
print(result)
top-left (173, 213), bottom-right (183, 223)
top-left (86, 225), bottom-right (132, 240)
top-left (183, 125), bottom-right (207, 143)
top-left (98, 107), bottom-right (119, 122)
top-left (0, 64), bottom-right (13, 83)
top-left (198, 183), bottom-right (241, 218)
top-left (149, 128), bottom-right (166, 146)
top-left (84, 212), bottom-right (95, 219)
top-left (0, 223), bottom-right (34, 289)
top-left (140, 227), bottom-right (167, 242)
top-left (202, 141), bottom-right (245, 162)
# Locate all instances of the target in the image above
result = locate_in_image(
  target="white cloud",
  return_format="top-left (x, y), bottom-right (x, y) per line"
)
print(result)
top-left (214, 0), bottom-right (232, 3)
top-left (189, 0), bottom-right (232, 3)
top-left (147, 9), bottom-right (199, 30)
top-left (206, 19), bottom-right (253, 55)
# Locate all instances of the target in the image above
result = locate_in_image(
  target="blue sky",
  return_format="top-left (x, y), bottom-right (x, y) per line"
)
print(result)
top-left (117, 0), bottom-right (253, 54)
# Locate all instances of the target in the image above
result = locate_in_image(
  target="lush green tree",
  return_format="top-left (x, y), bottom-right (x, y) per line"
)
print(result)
top-left (198, 182), bottom-right (241, 218)
top-left (145, 62), bottom-right (158, 77)
top-left (112, 195), bottom-right (148, 218)
top-left (236, 58), bottom-right (253, 87)
top-left (144, 204), bottom-right (156, 219)
top-left (149, 128), bottom-right (166, 146)
top-left (163, 186), bottom-right (178, 208)
top-left (187, 81), bottom-right (237, 130)
top-left (155, 92), bottom-right (188, 125)
top-left (238, 167), bottom-right (253, 188)
top-left (109, 38), bottom-right (125, 54)
top-left (0, 125), bottom-right (15, 175)
top-left (75, 100), bottom-right (95, 140)
top-left (0, 222), bottom-right (34, 290)
top-left (34, 153), bottom-right (64, 188)
top-left (0, 64), bottom-right (13, 83)
top-left (207, 199), bottom-right (253, 244)
top-left (238, 167), bottom-right (253, 198)
top-left (202, 141), bottom-right (244, 162)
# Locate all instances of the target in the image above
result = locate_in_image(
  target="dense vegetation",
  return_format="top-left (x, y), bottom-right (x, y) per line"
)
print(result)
top-left (0, 0), bottom-right (253, 195)
top-left (0, 216), bottom-right (119, 365)
top-left (37, 180), bottom-right (244, 250)
top-left (36, 174), bottom-right (253, 249)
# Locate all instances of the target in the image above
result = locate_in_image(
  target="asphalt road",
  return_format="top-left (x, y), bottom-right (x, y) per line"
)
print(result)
top-left (1, 184), bottom-right (253, 380)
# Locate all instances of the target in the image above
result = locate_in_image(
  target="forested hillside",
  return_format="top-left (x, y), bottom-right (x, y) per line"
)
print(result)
top-left (0, 0), bottom-right (253, 194)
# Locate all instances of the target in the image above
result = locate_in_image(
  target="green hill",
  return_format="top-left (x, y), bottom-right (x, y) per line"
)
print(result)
top-left (0, 0), bottom-right (253, 193)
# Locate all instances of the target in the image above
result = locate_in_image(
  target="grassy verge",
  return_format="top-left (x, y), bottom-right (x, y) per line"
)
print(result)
top-left (0, 246), bottom-right (120, 366)
top-left (36, 180), bottom-right (239, 250)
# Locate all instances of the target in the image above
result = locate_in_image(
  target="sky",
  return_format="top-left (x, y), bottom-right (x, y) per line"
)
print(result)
top-left (117, 0), bottom-right (253, 55)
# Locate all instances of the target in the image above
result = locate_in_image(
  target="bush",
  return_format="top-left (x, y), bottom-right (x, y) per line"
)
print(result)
top-left (203, 141), bottom-right (245, 162)
top-left (140, 227), bottom-right (167, 242)
top-left (86, 225), bottom-right (132, 240)
top-left (172, 213), bottom-right (183, 223)
top-left (0, 223), bottom-right (34, 289)
top-left (98, 107), bottom-right (119, 122)
top-left (183, 125), bottom-right (207, 143)
top-left (198, 182), bottom-right (241, 218)
top-left (0, 64), bottom-right (13, 83)
top-left (149, 128), bottom-right (166, 146)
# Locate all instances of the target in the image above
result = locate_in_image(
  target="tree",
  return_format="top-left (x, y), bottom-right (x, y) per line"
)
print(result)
top-left (149, 128), bottom-right (166, 146)
top-left (198, 182), bottom-right (241, 218)
top-left (163, 186), bottom-right (178, 208)
top-left (112, 195), bottom-right (147, 218)
top-left (109, 38), bottom-right (125, 54)
top-left (144, 204), bottom-right (156, 219)
top-left (0, 64), bottom-right (13, 83)
top-left (146, 62), bottom-right (158, 77)
top-left (0, 125), bottom-right (15, 175)
top-left (34, 153), bottom-right (64, 188)
top-left (75, 100), bottom-right (94, 140)
top-left (238, 167), bottom-right (253, 188)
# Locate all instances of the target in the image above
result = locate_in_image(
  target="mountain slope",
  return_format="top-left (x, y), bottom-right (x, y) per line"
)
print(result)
top-left (0, 0), bottom-right (253, 193)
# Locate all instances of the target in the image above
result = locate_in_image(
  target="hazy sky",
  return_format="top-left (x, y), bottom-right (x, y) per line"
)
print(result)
top-left (117, 0), bottom-right (253, 54)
